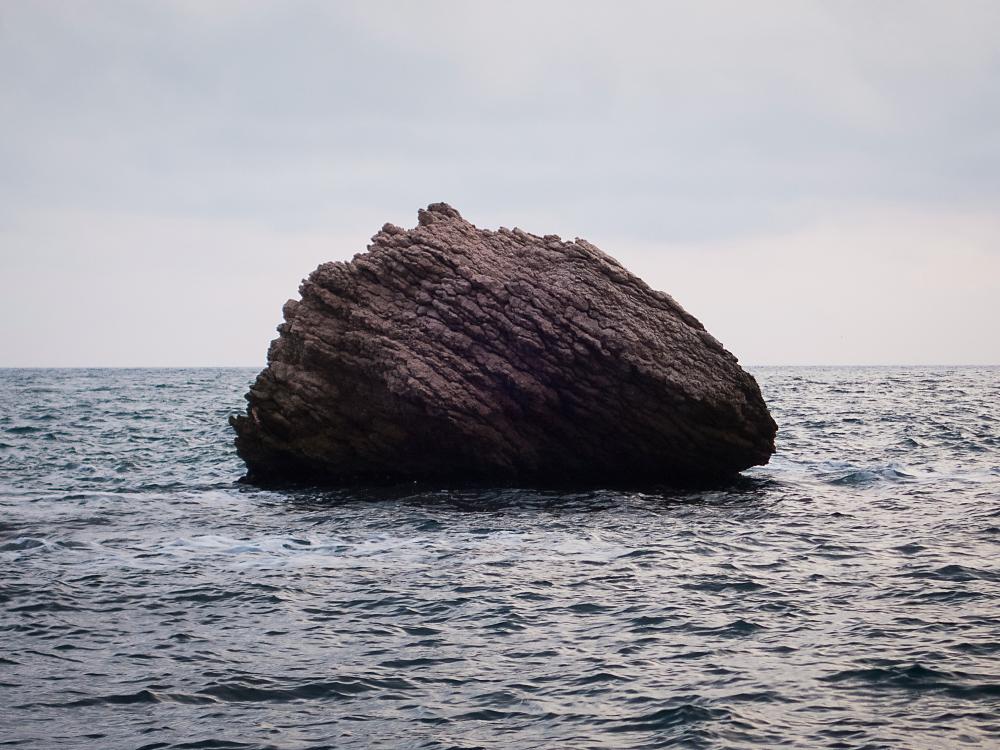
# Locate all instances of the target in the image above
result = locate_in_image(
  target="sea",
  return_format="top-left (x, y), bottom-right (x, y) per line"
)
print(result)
top-left (1, 366), bottom-right (998, 750)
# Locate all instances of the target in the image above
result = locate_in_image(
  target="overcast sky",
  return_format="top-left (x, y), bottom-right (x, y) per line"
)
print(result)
top-left (2, 1), bottom-right (998, 366)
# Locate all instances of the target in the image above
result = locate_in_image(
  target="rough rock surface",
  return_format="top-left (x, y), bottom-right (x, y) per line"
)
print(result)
top-left (231, 203), bottom-right (776, 485)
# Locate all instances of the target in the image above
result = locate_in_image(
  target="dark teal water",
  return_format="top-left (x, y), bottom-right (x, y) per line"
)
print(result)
top-left (1, 367), bottom-right (998, 749)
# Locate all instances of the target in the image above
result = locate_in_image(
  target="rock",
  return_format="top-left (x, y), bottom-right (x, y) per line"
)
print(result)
top-left (230, 203), bottom-right (776, 485)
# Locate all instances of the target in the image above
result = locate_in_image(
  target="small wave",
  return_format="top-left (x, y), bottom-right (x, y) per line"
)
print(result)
top-left (379, 656), bottom-right (462, 669)
top-left (9, 600), bottom-right (78, 614)
top-left (400, 625), bottom-right (441, 636)
top-left (823, 465), bottom-right (916, 485)
top-left (821, 662), bottom-right (1000, 698)
top-left (605, 702), bottom-right (729, 732)
top-left (19, 689), bottom-right (169, 708)
top-left (903, 563), bottom-right (1000, 583)
top-left (725, 689), bottom-right (786, 703)
top-left (666, 650), bottom-right (713, 660)
top-left (682, 578), bottom-right (764, 593)
top-left (695, 619), bottom-right (765, 637)
top-left (198, 676), bottom-right (415, 703)
top-left (951, 642), bottom-right (1000, 656)
top-left (0, 537), bottom-right (48, 553)
top-left (137, 741), bottom-right (262, 750)
top-left (451, 708), bottom-right (534, 721)
top-left (628, 615), bottom-right (669, 631)
top-left (572, 671), bottom-right (629, 686)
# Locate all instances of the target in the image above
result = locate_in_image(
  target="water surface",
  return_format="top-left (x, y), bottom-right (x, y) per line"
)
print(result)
top-left (1, 367), bottom-right (998, 749)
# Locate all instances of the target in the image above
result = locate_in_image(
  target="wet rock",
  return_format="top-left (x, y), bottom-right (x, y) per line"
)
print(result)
top-left (231, 203), bottom-right (776, 485)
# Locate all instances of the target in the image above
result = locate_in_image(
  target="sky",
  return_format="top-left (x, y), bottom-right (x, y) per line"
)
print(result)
top-left (1, 0), bottom-right (998, 367)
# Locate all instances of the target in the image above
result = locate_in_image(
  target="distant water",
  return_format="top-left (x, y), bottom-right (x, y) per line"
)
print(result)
top-left (1, 367), bottom-right (998, 750)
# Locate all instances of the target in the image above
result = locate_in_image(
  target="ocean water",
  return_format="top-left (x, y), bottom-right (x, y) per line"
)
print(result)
top-left (1, 367), bottom-right (998, 750)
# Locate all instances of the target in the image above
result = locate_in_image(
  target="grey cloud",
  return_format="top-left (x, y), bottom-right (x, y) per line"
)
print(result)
top-left (1, 1), bottom-right (998, 364)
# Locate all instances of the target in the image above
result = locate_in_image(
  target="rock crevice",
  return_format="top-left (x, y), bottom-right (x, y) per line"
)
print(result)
top-left (231, 203), bottom-right (776, 484)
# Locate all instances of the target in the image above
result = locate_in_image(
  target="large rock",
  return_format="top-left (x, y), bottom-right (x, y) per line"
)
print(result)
top-left (231, 203), bottom-right (776, 485)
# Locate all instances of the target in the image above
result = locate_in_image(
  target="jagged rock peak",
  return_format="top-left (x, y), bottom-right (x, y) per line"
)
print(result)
top-left (417, 202), bottom-right (464, 226)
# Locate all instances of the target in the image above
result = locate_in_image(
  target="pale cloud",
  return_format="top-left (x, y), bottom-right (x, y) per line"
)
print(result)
top-left (0, 210), bottom-right (349, 366)
top-left (0, 1), bottom-right (997, 365)
top-left (614, 207), bottom-right (1000, 365)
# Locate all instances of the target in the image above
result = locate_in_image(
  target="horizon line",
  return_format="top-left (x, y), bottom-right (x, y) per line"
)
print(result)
top-left (1, 363), bottom-right (998, 370)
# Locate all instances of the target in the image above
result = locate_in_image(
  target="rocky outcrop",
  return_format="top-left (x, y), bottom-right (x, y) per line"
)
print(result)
top-left (231, 203), bottom-right (776, 485)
